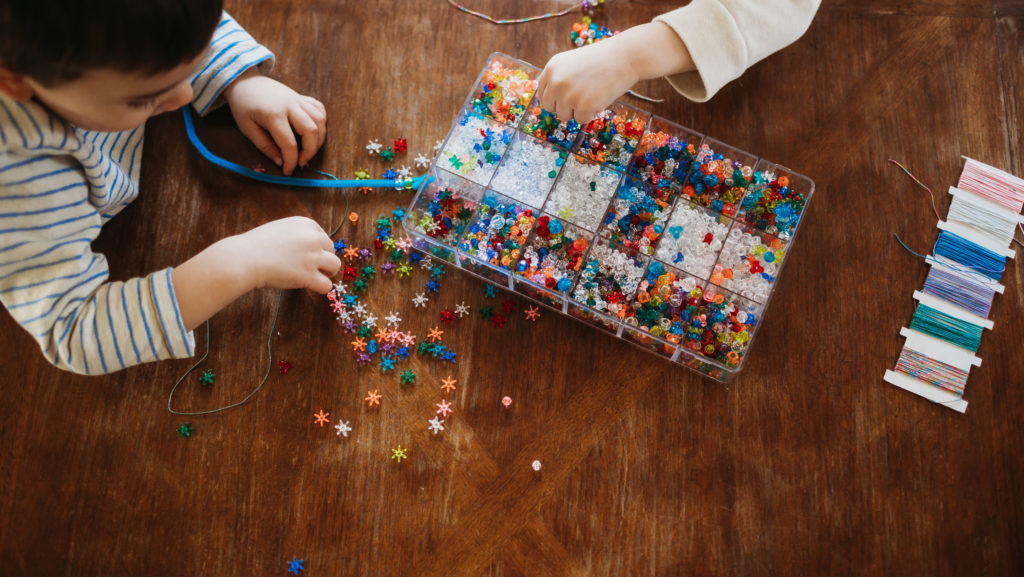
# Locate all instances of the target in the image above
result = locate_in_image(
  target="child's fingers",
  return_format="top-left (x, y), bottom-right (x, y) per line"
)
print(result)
top-left (237, 117), bottom-right (283, 167)
top-left (300, 99), bottom-right (327, 154)
top-left (265, 115), bottom-right (299, 175)
top-left (289, 108), bottom-right (320, 167)
top-left (535, 68), bottom-right (548, 110)
top-left (309, 271), bottom-right (334, 295)
top-left (318, 250), bottom-right (342, 276)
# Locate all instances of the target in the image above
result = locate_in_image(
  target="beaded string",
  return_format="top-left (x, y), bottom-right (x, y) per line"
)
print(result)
top-left (909, 302), bottom-right (984, 352)
top-left (445, 0), bottom-right (604, 25)
top-left (921, 265), bottom-right (996, 318)
top-left (894, 347), bottom-right (968, 396)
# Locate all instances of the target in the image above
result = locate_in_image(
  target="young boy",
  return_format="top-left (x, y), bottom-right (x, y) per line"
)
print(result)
top-left (0, 0), bottom-right (341, 374)
top-left (536, 0), bottom-right (821, 122)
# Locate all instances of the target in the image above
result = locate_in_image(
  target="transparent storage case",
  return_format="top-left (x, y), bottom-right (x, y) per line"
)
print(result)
top-left (403, 53), bottom-right (814, 382)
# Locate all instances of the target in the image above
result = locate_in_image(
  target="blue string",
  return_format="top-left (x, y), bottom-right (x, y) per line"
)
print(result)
top-left (182, 106), bottom-right (432, 190)
top-left (933, 230), bottom-right (1005, 280)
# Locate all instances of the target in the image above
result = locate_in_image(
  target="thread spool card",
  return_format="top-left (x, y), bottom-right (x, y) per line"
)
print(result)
top-left (403, 53), bottom-right (816, 382)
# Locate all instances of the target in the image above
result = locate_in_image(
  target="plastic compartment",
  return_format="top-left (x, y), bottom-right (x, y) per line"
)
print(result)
top-left (574, 100), bottom-right (650, 172)
top-left (675, 282), bottom-right (763, 371)
top-left (711, 224), bottom-right (787, 303)
top-left (458, 191), bottom-right (538, 273)
top-left (653, 200), bottom-right (732, 279)
top-left (520, 99), bottom-right (582, 149)
top-left (597, 176), bottom-right (676, 256)
top-left (437, 110), bottom-right (514, 185)
top-left (489, 131), bottom-right (566, 207)
top-left (467, 53), bottom-right (540, 127)
top-left (514, 212), bottom-right (591, 298)
top-left (735, 160), bottom-right (815, 241)
top-left (570, 236), bottom-right (648, 320)
top-left (681, 138), bottom-right (758, 215)
top-left (543, 153), bottom-right (622, 232)
top-left (401, 52), bottom-right (814, 383)
top-left (627, 116), bottom-right (703, 192)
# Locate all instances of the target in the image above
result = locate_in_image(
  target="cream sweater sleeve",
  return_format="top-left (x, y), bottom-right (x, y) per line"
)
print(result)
top-left (653, 0), bottom-right (821, 102)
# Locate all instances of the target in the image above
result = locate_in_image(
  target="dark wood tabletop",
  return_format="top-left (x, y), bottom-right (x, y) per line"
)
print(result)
top-left (2, 1), bottom-right (1023, 575)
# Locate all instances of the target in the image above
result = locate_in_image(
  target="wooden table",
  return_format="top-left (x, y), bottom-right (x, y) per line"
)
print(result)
top-left (2, 1), bottom-right (1022, 575)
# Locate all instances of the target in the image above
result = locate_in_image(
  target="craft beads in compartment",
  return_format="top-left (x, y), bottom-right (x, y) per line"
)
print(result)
top-left (711, 225), bottom-right (787, 303)
top-left (514, 213), bottom-right (590, 293)
top-left (489, 131), bottom-right (566, 207)
top-left (682, 139), bottom-right (758, 215)
top-left (736, 160), bottom-right (813, 240)
top-left (627, 117), bottom-right (702, 192)
top-left (574, 101), bottom-right (650, 171)
top-left (439, 111), bottom-right (515, 185)
top-left (543, 153), bottom-right (622, 232)
top-left (597, 176), bottom-right (675, 256)
top-left (520, 101), bottom-right (581, 149)
top-left (654, 200), bottom-right (732, 279)
top-left (570, 237), bottom-right (648, 318)
top-left (468, 54), bottom-right (539, 126)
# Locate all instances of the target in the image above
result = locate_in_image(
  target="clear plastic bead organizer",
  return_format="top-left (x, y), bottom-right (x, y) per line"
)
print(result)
top-left (402, 53), bottom-right (814, 381)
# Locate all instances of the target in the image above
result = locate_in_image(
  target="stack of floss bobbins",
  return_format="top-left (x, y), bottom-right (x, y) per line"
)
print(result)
top-left (884, 157), bottom-right (1024, 413)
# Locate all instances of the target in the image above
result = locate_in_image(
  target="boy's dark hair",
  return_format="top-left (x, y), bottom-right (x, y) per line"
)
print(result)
top-left (0, 0), bottom-right (224, 86)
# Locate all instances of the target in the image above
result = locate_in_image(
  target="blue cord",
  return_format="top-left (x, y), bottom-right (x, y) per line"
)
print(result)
top-left (182, 106), bottom-right (432, 190)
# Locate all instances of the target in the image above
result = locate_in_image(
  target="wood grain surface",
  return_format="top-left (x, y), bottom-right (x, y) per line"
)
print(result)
top-left (1, 1), bottom-right (1022, 575)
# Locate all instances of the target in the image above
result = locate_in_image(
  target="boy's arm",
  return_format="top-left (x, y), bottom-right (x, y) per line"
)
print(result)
top-left (0, 152), bottom-right (194, 375)
top-left (189, 11), bottom-right (275, 117)
top-left (653, 0), bottom-right (821, 102)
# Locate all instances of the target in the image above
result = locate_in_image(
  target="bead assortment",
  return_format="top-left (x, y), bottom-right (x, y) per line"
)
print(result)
top-left (406, 54), bottom-right (815, 381)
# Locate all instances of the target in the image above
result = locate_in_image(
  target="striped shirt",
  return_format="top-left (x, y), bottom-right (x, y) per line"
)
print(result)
top-left (0, 12), bottom-right (274, 375)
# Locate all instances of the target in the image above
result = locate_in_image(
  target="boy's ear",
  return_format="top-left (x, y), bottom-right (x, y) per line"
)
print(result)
top-left (0, 65), bottom-right (35, 100)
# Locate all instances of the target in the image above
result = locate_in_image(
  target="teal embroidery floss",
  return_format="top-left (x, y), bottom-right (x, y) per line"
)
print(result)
top-left (909, 302), bottom-right (984, 352)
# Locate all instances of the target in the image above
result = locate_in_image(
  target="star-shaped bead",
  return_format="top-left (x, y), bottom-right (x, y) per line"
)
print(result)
top-left (420, 256), bottom-right (434, 270)
top-left (412, 293), bottom-right (429, 308)
top-left (365, 390), bottom-right (382, 407)
top-left (391, 446), bottom-right (408, 463)
top-left (352, 303), bottom-right (367, 317)
top-left (433, 139), bottom-right (443, 152)
top-left (425, 280), bottom-right (440, 293)
top-left (440, 376), bottom-right (457, 393)
top-left (366, 139), bottom-right (382, 155)
top-left (177, 422), bottom-right (193, 438)
top-left (287, 557), bottom-right (304, 574)
top-left (378, 356), bottom-right (395, 372)
top-left (483, 284), bottom-right (497, 298)
top-left (525, 306), bottom-right (541, 321)
top-left (454, 302), bottom-right (470, 317)
top-left (397, 264), bottom-right (413, 278)
top-left (414, 153), bottom-right (430, 168)
top-left (384, 312), bottom-right (402, 327)
top-left (313, 410), bottom-right (330, 427)
top-left (396, 238), bottom-right (412, 251)
top-left (428, 416), bottom-right (445, 435)
top-left (335, 420), bottom-right (352, 437)
top-left (427, 327), bottom-right (444, 342)
top-left (363, 313), bottom-right (378, 328)
top-left (396, 165), bottom-right (413, 180)
top-left (436, 400), bottom-right (453, 417)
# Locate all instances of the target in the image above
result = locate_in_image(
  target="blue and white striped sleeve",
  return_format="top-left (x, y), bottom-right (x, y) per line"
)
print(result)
top-left (0, 152), bottom-right (194, 374)
top-left (190, 11), bottom-right (276, 116)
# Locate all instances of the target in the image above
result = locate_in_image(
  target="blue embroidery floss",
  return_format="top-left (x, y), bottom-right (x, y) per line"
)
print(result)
top-left (932, 230), bottom-right (1006, 281)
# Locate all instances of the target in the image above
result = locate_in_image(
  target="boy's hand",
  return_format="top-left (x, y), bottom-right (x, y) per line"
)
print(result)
top-left (222, 69), bottom-right (327, 175)
top-left (238, 217), bottom-right (341, 294)
top-left (172, 217), bottom-right (341, 331)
